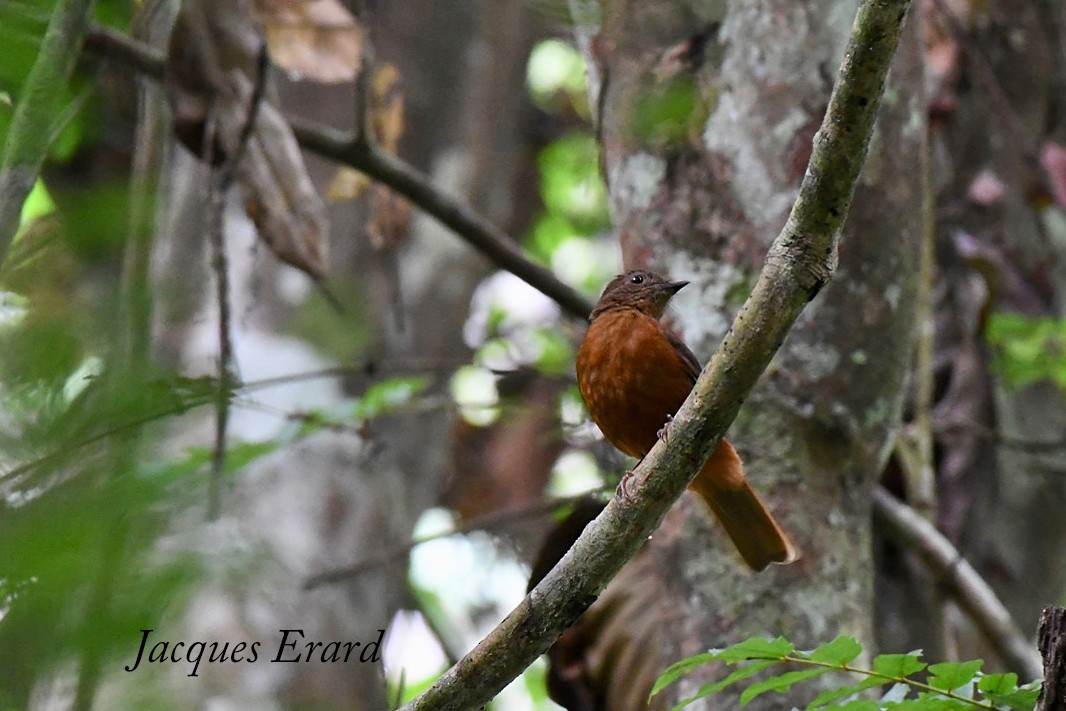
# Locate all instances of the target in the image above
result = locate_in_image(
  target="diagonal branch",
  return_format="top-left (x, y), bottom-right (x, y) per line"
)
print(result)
top-left (873, 486), bottom-right (1042, 680)
top-left (289, 120), bottom-right (593, 319)
top-left (400, 1), bottom-right (914, 709)
top-left (81, 26), bottom-right (594, 320)
top-left (303, 492), bottom-right (604, 589)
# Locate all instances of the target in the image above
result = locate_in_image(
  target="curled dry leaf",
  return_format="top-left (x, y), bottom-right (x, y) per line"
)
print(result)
top-left (367, 184), bottom-right (411, 251)
top-left (166, 0), bottom-right (330, 279)
top-left (326, 64), bottom-right (406, 203)
top-left (370, 63), bottom-right (404, 154)
top-left (251, 0), bottom-right (363, 83)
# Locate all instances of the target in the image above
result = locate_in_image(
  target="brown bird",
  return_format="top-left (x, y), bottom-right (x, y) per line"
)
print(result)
top-left (576, 270), bottom-right (798, 570)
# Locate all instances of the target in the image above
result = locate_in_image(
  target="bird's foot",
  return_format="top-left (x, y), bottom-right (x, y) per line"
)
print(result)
top-left (656, 414), bottom-right (674, 442)
top-left (616, 470), bottom-right (636, 500)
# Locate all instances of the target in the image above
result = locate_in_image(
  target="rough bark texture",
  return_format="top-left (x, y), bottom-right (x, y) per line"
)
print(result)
top-left (1037, 606), bottom-right (1066, 711)
top-left (583, 2), bottom-right (924, 707)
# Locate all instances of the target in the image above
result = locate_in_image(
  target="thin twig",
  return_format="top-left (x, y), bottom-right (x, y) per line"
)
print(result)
top-left (872, 485), bottom-right (1042, 680)
top-left (83, 22), bottom-right (165, 80)
top-left (226, 42), bottom-right (270, 176)
top-left (404, 582), bottom-right (463, 667)
top-left (205, 42), bottom-right (269, 521)
top-left (0, 360), bottom-right (471, 485)
top-left (120, 7), bottom-right (171, 370)
top-left (933, 419), bottom-right (1066, 455)
top-left (80, 25), bottom-right (595, 321)
top-left (304, 492), bottom-right (603, 589)
top-left (292, 121), bottom-right (593, 319)
top-left (205, 110), bottom-right (231, 521)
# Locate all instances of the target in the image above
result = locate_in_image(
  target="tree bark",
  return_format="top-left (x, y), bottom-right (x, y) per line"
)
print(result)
top-left (580, 1), bottom-right (925, 707)
top-left (1037, 606), bottom-right (1066, 711)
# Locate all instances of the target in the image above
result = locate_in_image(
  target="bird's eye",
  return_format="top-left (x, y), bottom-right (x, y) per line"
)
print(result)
top-left (629, 274), bottom-right (644, 284)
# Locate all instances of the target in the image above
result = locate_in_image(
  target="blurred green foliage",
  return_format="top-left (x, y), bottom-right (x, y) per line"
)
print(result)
top-left (524, 39), bottom-right (612, 300)
top-left (528, 132), bottom-right (610, 264)
top-left (526, 38), bottom-right (590, 118)
top-left (0, 365), bottom-right (213, 707)
top-left (628, 77), bottom-right (708, 148)
top-left (986, 312), bottom-right (1066, 390)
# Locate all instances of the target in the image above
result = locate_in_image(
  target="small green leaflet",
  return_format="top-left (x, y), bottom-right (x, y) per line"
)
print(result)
top-left (927, 660), bottom-right (983, 692)
top-left (671, 659), bottom-right (777, 709)
top-left (872, 652), bottom-right (927, 679)
top-left (808, 636), bottom-right (864, 666)
top-left (740, 667), bottom-right (830, 705)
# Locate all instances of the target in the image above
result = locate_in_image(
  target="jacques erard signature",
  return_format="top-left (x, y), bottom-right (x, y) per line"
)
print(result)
top-left (124, 628), bottom-right (385, 677)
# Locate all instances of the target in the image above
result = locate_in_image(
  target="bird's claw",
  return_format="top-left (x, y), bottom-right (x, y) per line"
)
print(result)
top-left (657, 414), bottom-right (674, 442)
top-left (616, 470), bottom-right (635, 500)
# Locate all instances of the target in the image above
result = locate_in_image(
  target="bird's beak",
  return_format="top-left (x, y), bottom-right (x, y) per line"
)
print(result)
top-left (665, 280), bottom-right (689, 295)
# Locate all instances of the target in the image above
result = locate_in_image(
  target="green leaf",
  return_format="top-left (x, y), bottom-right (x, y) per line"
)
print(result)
top-left (531, 328), bottom-right (573, 376)
top-left (527, 213), bottom-right (575, 264)
top-left (980, 678), bottom-right (1042, 711)
top-left (985, 312), bottom-right (1066, 389)
top-left (872, 652), bottom-right (926, 679)
top-left (809, 636), bottom-right (864, 666)
top-left (671, 659), bottom-right (778, 709)
top-left (829, 701), bottom-right (882, 711)
top-left (740, 667), bottom-right (830, 705)
top-left (537, 132), bottom-right (609, 229)
top-left (806, 676), bottom-right (884, 709)
top-left (354, 375), bottom-right (431, 419)
top-left (976, 672), bottom-right (1017, 696)
top-left (927, 660), bottom-right (982, 692)
top-left (652, 652), bottom-right (720, 697)
top-left (894, 694), bottom-right (972, 710)
top-left (717, 636), bottom-right (795, 663)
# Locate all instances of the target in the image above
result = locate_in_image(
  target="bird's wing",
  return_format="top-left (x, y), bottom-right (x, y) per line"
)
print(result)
top-left (663, 327), bottom-right (702, 384)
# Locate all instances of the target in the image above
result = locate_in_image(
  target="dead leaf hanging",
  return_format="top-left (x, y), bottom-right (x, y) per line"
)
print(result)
top-left (166, 0), bottom-right (330, 279)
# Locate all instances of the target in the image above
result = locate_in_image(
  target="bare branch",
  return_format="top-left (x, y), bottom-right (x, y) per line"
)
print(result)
top-left (81, 25), bottom-right (595, 320)
top-left (84, 23), bottom-right (165, 81)
top-left (289, 121), bottom-right (593, 319)
top-left (303, 492), bottom-right (604, 589)
top-left (399, 1), bottom-right (914, 708)
top-left (873, 486), bottom-right (1042, 680)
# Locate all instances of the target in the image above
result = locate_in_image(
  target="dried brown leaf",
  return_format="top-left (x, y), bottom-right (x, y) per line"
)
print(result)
top-left (326, 166), bottom-right (370, 202)
top-left (370, 63), bottom-right (405, 153)
top-left (252, 0), bottom-right (362, 83)
top-left (167, 0), bottom-right (330, 278)
top-left (367, 184), bottom-right (411, 251)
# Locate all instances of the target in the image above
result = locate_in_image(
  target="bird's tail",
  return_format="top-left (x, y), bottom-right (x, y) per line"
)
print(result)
top-left (687, 439), bottom-right (800, 571)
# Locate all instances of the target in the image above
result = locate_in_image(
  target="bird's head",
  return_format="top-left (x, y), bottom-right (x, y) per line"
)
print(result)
top-left (590, 270), bottom-right (688, 320)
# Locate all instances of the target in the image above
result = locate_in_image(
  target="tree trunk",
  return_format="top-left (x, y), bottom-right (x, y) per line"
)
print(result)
top-left (577, 1), bottom-right (925, 706)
